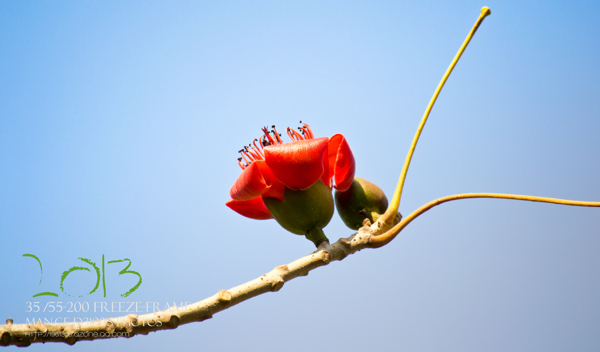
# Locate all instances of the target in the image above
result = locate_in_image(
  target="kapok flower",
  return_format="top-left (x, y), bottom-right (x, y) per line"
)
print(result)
top-left (226, 122), bottom-right (355, 246)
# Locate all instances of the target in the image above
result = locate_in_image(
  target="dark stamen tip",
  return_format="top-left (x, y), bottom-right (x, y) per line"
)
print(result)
top-left (272, 125), bottom-right (276, 128)
top-left (238, 158), bottom-right (242, 161)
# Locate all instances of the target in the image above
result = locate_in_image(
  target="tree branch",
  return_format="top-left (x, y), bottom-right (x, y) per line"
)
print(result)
top-left (0, 226), bottom-right (375, 347)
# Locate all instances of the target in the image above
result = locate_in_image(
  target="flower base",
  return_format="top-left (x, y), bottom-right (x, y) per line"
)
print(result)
top-left (263, 180), bottom-right (334, 246)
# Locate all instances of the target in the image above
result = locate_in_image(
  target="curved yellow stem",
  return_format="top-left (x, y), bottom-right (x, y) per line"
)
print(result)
top-left (370, 193), bottom-right (600, 248)
top-left (379, 7), bottom-right (491, 228)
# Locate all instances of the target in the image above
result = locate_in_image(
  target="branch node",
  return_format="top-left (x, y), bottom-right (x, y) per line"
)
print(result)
top-left (64, 328), bottom-right (77, 345)
top-left (0, 332), bottom-right (10, 347)
top-left (157, 314), bottom-right (181, 329)
top-left (274, 264), bottom-right (290, 274)
top-left (271, 278), bottom-right (285, 292)
top-left (320, 250), bottom-right (331, 264)
top-left (105, 320), bottom-right (116, 334)
top-left (217, 290), bottom-right (232, 303)
top-left (34, 322), bottom-right (47, 333)
top-left (122, 314), bottom-right (139, 333)
top-left (65, 335), bottom-right (77, 346)
top-left (127, 314), bottom-right (139, 326)
top-left (168, 315), bottom-right (181, 329)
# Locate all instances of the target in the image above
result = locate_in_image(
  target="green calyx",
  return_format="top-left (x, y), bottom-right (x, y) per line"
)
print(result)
top-left (334, 177), bottom-right (388, 230)
top-left (263, 180), bottom-right (333, 246)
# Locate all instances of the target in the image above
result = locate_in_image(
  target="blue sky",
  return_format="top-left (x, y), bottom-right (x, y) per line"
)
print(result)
top-left (1, 1), bottom-right (599, 351)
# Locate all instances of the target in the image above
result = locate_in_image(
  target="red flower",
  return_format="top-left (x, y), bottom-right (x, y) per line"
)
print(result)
top-left (226, 122), bottom-right (355, 220)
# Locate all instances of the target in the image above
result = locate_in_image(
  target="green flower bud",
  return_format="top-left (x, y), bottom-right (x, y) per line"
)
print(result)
top-left (334, 177), bottom-right (388, 230)
top-left (263, 180), bottom-right (333, 246)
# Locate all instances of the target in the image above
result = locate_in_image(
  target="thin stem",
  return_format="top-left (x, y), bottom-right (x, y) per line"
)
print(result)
top-left (305, 228), bottom-right (329, 247)
top-left (378, 7), bottom-right (491, 228)
top-left (370, 192), bottom-right (600, 248)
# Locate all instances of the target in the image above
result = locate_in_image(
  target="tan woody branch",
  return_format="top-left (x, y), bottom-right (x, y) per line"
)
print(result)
top-left (0, 227), bottom-right (374, 347)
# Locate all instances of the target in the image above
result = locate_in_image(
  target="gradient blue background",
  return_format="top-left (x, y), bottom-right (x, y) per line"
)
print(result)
top-left (1, 1), bottom-right (599, 351)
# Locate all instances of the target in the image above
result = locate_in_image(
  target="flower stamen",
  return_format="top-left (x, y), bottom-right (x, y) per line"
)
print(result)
top-left (289, 128), bottom-right (304, 141)
top-left (262, 136), bottom-right (271, 147)
top-left (286, 128), bottom-right (296, 141)
top-left (237, 157), bottom-right (246, 170)
top-left (250, 144), bottom-right (264, 158)
top-left (243, 148), bottom-right (257, 162)
top-left (237, 122), bottom-right (319, 168)
top-left (300, 121), bottom-right (314, 139)
top-left (240, 150), bottom-right (252, 166)
top-left (272, 125), bottom-right (284, 144)
top-left (298, 126), bottom-right (311, 139)
top-left (262, 127), bottom-right (277, 145)
top-left (253, 139), bottom-right (265, 155)
top-left (245, 146), bottom-right (262, 161)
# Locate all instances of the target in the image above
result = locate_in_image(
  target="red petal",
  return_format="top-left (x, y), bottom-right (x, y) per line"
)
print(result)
top-left (328, 134), bottom-right (355, 191)
top-left (229, 160), bottom-right (285, 201)
top-left (264, 137), bottom-right (329, 190)
top-left (226, 197), bottom-right (273, 220)
top-left (320, 144), bottom-right (332, 188)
